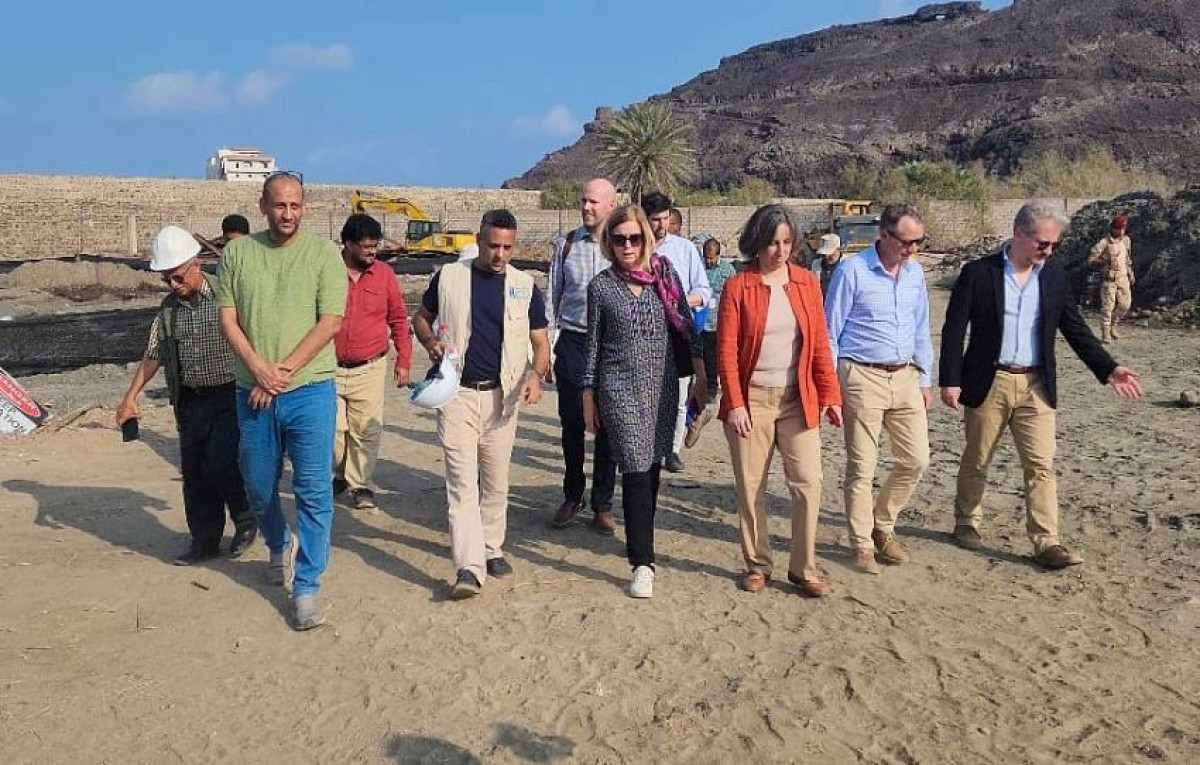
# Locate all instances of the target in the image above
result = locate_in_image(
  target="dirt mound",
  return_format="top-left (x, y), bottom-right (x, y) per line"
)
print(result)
top-left (1056, 188), bottom-right (1200, 318)
top-left (2, 259), bottom-right (162, 299)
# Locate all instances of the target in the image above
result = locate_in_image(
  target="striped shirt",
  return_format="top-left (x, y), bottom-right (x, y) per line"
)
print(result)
top-left (655, 234), bottom-right (712, 305)
top-left (824, 244), bottom-right (934, 387)
top-left (145, 278), bottom-right (236, 388)
top-left (546, 225), bottom-right (610, 333)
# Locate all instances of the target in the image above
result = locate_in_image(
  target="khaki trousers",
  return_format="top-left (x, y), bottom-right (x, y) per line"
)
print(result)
top-left (334, 356), bottom-right (387, 491)
top-left (1100, 277), bottom-right (1132, 328)
top-left (724, 385), bottom-right (823, 580)
top-left (954, 371), bottom-right (1059, 552)
top-left (838, 360), bottom-right (930, 550)
top-left (437, 388), bottom-right (519, 583)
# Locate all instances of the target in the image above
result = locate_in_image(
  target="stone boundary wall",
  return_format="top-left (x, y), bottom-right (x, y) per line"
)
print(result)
top-left (0, 175), bottom-right (1100, 259)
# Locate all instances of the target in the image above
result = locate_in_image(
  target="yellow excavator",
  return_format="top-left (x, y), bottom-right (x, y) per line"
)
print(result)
top-left (349, 190), bottom-right (476, 258)
top-left (803, 200), bottom-right (879, 259)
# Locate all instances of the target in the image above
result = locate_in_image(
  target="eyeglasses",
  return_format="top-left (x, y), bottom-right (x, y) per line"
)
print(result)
top-left (161, 263), bottom-right (194, 286)
top-left (609, 233), bottom-right (644, 248)
top-left (885, 229), bottom-right (925, 249)
top-left (265, 169), bottom-right (304, 185)
top-left (1035, 239), bottom-right (1060, 252)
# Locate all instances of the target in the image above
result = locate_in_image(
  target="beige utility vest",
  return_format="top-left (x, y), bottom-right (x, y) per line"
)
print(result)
top-left (437, 261), bottom-right (534, 415)
top-left (1093, 235), bottom-right (1131, 276)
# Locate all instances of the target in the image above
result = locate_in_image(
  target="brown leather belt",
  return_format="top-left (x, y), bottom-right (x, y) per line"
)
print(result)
top-left (855, 361), bottom-right (911, 373)
top-left (460, 379), bottom-right (500, 391)
top-left (338, 353), bottom-right (385, 370)
top-left (996, 364), bottom-right (1041, 374)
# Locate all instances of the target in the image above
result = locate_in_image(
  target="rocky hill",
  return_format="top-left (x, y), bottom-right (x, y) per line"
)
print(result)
top-left (506, 0), bottom-right (1200, 196)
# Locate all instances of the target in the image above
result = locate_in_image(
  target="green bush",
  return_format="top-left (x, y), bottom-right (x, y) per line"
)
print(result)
top-left (539, 180), bottom-right (582, 210)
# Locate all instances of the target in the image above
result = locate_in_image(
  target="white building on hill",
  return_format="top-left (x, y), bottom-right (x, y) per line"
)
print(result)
top-left (205, 147), bottom-right (276, 182)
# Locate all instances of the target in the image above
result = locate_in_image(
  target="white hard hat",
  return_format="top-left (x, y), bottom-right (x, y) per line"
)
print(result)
top-left (816, 233), bottom-right (842, 255)
top-left (409, 352), bottom-right (460, 409)
top-left (457, 243), bottom-right (478, 262)
top-left (150, 225), bottom-right (201, 271)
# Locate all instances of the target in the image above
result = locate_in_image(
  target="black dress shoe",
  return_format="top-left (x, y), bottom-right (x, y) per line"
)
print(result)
top-left (333, 478), bottom-right (349, 496)
top-left (227, 526), bottom-right (258, 559)
top-left (174, 544), bottom-right (220, 566)
top-left (486, 557), bottom-right (513, 577)
top-left (450, 569), bottom-right (482, 599)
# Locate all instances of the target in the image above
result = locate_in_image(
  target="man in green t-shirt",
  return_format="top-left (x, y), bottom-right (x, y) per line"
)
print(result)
top-left (217, 171), bottom-right (347, 631)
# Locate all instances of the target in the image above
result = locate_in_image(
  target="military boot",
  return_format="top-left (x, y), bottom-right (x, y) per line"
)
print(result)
top-left (1109, 322), bottom-right (1121, 340)
top-left (1101, 324), bottom-right (1112, 344)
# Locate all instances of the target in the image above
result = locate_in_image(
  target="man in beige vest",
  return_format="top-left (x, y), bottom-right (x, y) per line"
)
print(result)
top-left (1088, 214), bottom-right (1135, 343)
top-left (412, 210), bottom-right (551, 599)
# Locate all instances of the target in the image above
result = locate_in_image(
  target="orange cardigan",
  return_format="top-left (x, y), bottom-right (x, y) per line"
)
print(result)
top-left (716, 262), bottom-right (841, 428)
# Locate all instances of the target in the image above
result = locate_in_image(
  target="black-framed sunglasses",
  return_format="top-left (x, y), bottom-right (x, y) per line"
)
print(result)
top-left (266, 169), bottom-right (304, 185)
top-left (1035, 239), bottom-right (1060, 252)
top-left (610, 233), bottom-right (644, 247)
top-left (885, 229), bottom-right (925, 249)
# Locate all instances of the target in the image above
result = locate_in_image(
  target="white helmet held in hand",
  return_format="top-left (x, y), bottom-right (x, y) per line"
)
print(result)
top-left (409, 351), bottom-right (459, 409)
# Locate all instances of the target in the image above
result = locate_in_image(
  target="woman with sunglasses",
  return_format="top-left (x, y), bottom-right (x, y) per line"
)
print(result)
top-left (582, 205), bottom-right (706, 598)
top-left (717, 204), bottom-right (842, 597)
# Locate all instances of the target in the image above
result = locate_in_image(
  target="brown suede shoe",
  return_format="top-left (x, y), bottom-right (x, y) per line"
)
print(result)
top-left (871, 529), bottom-right (909, 565)
top-left (591, 508), bottom-right (616, 536)
top-left (738, 570), bottom-right (769, 593)
top-left (853, 549), bottom-right (882, 575)
top-left (550, 499), bottom-right (584, 529)
top-left (1033, 544), bottom-right (1083, 569)
top-left (952, 525), bottom-right (983, 551)
top-left (786, 572), bottom-right (830, 598)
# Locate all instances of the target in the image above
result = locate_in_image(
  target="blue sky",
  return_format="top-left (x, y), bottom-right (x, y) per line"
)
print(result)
top-left (0, 0), bottom-right (1008, 188)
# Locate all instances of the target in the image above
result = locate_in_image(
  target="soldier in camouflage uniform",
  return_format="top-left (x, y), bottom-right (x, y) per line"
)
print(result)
top-left (1088, 214), bottom-right (1135, 343)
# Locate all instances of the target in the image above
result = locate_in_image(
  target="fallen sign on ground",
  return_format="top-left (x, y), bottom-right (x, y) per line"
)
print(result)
top-left (0, 366), bottom-right (50, 435)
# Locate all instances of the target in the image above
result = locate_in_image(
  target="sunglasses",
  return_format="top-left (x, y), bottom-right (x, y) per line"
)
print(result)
top-left (265, 169), bottom-right (304, 185)
top-left (609, 233), bottom-right (644, 248)
top-left (1035, 239), bottom-right (1060, 252)
top-left (885, 229), bottom-right (925, 249)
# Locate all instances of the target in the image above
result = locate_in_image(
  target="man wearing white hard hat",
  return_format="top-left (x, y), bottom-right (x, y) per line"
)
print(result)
top-left (811, 233), bottom-right (844, 297)
top-left (117, 225), bottom-right (256, 565)
top-left (412, 209), bottom-right (551, 599)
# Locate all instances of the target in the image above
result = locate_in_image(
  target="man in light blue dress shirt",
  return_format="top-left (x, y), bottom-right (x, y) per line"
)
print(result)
top-left (825, 202), bottom-right (933, 575)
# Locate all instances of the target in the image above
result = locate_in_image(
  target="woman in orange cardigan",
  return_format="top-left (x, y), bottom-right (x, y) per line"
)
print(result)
top-left (717, 204), bottom-right (842, 597)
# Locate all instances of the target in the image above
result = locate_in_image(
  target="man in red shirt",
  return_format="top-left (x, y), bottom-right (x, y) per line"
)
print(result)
top-left (333, 213), bottom-right (412, 509)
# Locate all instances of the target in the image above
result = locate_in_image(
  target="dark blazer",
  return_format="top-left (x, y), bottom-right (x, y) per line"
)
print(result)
top-left (939, 251), bottom-right (1117, 409)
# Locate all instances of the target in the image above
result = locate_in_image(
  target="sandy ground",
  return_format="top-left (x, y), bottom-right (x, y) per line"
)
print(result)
top-left (1, 286), bottom-right (1199, 764)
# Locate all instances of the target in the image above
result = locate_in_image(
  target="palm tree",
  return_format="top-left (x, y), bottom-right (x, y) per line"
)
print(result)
top-left (599, 102), bottom-right (695, 203)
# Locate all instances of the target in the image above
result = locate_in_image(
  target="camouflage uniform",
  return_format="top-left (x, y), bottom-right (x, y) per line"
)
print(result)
top-left (1088, 234), bottom-right (1133, 341)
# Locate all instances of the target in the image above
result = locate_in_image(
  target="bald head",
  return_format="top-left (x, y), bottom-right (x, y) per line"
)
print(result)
top-left (580, 178), bottom-right (617, 232)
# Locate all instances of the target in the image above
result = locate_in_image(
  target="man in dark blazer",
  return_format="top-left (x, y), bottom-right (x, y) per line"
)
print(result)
top-left (939, 200), bottom-right (1143, 569)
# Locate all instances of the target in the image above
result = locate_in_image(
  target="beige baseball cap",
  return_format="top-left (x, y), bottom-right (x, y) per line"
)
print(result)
top-left (816, 233), bottom-right (841, 255)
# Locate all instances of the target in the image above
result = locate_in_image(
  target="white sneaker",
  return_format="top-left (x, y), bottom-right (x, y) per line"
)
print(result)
top-left (629, 565), bottom-right (655, 598)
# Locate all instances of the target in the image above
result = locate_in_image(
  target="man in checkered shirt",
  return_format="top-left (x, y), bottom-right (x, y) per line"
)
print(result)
top-left (117, 225), bottom-right (256, 565)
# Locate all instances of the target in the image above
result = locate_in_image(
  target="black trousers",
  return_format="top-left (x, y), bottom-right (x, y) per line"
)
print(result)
top-left (176, 386), bottom-right (254, 549)
top-left (702, 330), bottom-right (720, 402)
top-left (553, 330), bottom-right (616, 509)
top-left (622, 462), bottom-right (662, 568)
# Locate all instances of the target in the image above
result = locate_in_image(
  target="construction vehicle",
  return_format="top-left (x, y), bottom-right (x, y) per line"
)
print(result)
top-left (349, 190), bottom-right (476, 258)
top-left (803, 200), bottom-right (880, 261)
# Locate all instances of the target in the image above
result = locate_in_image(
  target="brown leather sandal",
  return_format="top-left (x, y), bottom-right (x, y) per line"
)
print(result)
top-left (738, 570), bottom-right (769, 593)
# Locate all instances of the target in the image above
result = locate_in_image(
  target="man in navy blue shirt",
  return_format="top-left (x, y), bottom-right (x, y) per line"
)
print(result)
top-left (413, 210), bottom-right (551, 598)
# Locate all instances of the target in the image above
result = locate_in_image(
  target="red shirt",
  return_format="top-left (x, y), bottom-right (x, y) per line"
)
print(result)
top-left (333, 261), bottom-right (412, 369)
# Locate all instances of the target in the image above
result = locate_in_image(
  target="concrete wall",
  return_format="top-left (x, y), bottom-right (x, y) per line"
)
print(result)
top-left (0, 174), bottom-right (1101, 259)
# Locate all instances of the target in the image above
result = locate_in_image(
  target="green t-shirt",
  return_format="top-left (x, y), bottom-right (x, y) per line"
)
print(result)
top-left (216, 230), bottom-right (347, 391)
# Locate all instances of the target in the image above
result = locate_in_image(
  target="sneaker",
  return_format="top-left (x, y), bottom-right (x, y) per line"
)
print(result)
top-left (350, 488), bottom-right (377, 510)
top-left (683, 407), bottom-right (714, 449)
top-left (852, 549), bottom-right (882, 575)
top-left (173, 543), bottom-right (220, 566)
top-left (550, 499), bottom-right (584, 529)
top-left (951, 525), bottom-right (983, 551)
top-left (871, 529), bottom-right (909, 565)
top-left (591, 507), bottom-right (616, 536)
top-left (1033, 544), bottom-right (1084, 569)
top-left (665, 453), bottom-right (685, 473)
top-left (332, 477), bottom-right (349, 496)
top-left (292, 594), bottom-right (325, 631)
top-left (629, 565), bottom-right (655, 598)
top-left (267, 538), bottom-right (296, 587)
top-left (450, 569), bottom-right (482, 599)
top-left (227, 526), bottom-right (258, 559)
top-left (485, 557), bottom-right (513, 578)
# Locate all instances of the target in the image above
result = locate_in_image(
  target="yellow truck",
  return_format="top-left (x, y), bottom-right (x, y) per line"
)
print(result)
top-left (803, 200), bottom-right (879, 259)
top-left (349, 190), bottom-right (476, 258)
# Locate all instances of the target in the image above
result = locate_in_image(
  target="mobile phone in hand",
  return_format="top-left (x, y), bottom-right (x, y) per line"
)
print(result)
top-left (121, 417), bottom-right (140, 442)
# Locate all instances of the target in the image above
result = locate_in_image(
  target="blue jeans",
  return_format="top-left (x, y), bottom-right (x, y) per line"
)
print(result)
top-left (236, 379), bottom-right (336, 597)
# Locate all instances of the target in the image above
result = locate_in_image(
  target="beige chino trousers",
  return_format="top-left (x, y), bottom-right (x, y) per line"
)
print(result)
top-left (724, 385), bottom-right (823, 580)
top-left (334, 356), bottom-right (388, 492)
top-left (838, 360), bottom-right (930, 550)
top-left (437, 388), bottom-right (519, 584)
